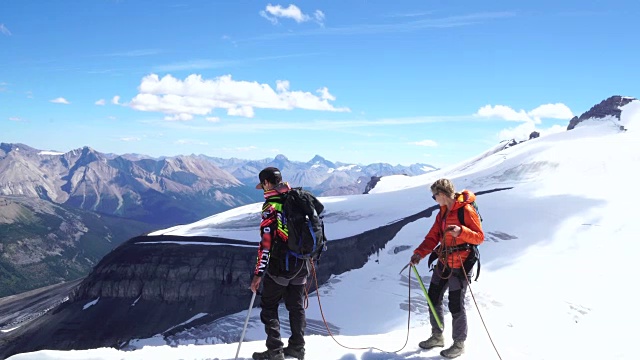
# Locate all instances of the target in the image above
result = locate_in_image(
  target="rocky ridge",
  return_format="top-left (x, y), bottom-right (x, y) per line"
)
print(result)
top-left (567, 95), bottom-right (636, 130)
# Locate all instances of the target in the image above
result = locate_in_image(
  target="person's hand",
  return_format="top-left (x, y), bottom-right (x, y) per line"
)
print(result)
top-left (410, 253), bottom-right (422, 265)
top-left (446, 225), bottom-right (462, 237)
top-left (250, 275), bottom-right (262, 293)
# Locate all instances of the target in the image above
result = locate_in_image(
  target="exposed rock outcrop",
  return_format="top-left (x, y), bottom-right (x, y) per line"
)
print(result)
top-left (0, 205), bottom-right (439, 358)
top-left (567, 95), bottom-right (636, 130)
top-left (363, 176), bottom-right (382, 194)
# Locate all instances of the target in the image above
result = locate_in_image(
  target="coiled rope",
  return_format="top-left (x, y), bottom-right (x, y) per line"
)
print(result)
top-left (307, 259), bottom-right (412, 354)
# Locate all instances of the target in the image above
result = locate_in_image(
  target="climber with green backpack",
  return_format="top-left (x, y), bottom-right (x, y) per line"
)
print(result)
top-left (409, 178), bottom-right (485, 359)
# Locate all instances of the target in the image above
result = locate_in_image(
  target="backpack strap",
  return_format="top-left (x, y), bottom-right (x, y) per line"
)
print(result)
top-left (473, 247), bottom-right (481, 281)
top-left (456, 204), bottom-right (481, 281)
top-left (457, 206), bottom-right (466, 226)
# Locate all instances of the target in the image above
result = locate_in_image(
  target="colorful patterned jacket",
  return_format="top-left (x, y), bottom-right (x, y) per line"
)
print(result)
top-left (254, 183), bottom-right (291, 277)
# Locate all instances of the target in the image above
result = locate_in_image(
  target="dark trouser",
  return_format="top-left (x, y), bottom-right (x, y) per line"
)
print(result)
top-left (260, 273), bottom-right (306, 351)
top-left (427, 264), bottom-right (469, 341)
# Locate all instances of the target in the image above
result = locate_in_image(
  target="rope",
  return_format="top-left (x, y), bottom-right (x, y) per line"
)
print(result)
top-left (309, 259), bottom-right (413, 354)
top-left (453, 242), bottom-right (504, 360)
top-left (438, 199), bottom-right (503, 359)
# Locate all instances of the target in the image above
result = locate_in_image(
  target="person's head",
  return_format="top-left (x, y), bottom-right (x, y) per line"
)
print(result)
top-left (430, 178), bottom-right (455, 204)
top-left (255, 167), bottom-right (282, 190)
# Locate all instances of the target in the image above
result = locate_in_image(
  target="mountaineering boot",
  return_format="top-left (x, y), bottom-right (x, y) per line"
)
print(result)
top-left (440, 340), bottom-right (465, 359)
top-left (252, 348), bottom-right (285, 360)
top-left (283, 346), bottom-right (305, 359)
top-left (418, 332), bottom-right (445, 350)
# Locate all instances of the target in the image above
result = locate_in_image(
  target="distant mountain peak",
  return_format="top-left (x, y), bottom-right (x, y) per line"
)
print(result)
top-left (0, 142), bottom-right (38, 153)
top-left (307, 154), bottom-right (337, 168)
top-left (567, 95), bottom-right (636, 130)
top-left (309, 154), bottom-right (326, 163)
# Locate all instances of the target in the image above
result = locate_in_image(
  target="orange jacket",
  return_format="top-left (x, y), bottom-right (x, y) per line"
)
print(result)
top-left (414, 190), bottom-right (484, 269)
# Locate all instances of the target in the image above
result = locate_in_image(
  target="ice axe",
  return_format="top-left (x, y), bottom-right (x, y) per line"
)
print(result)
top-left (412, 265), bottom-right (443, 330)
top-left (399, 262), bottom-right (411, 275)
top-left (399, 262), bottom-right (443, 329)
top-left (234, 290), bottom-right (257, 360)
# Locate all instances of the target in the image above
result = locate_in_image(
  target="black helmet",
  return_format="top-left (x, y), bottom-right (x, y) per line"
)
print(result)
top-left (256, 167), bottom-right (282, 189)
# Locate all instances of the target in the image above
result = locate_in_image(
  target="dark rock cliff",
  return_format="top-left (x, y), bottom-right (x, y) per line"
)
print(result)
top-left (363, 176), bottom-right (382, 194)
top-left (0, 206), bottom-right (436, 358)
top-left (567, 95), bottom-right (635, 130)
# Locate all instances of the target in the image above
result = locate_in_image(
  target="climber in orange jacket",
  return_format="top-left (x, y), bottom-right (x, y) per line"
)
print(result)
top-left (410, 178), bottom-right (484, 359)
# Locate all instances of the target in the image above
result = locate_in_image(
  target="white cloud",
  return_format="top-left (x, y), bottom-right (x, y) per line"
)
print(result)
top-left (477, 102), bottom-right (573, 142)
top-left (227, 105), bottom-right (255, 118)
top-left (206, 116), bottom-right (220, 122)
top-left (95, 99), bottom-right (106, 106)
top-left (50, 97), bottom-right (70, 104)
top-left (475, 104), bottom-right (530, 122)
top-left (261, 4), bottom-right (308, 23)
top-left (164, 113), bottom-right (194, 121)
top-left (540, 124), bottom-right (567, 136)
top-left (8, 116), bottom-right (24, 122)
top-left (120, 137), bottom-right (141, 142)
top-left (253, 11), bottom-right (514, 40)
top-left (0, 24), bottom-right (11, 36)
top-left (221, 35), bottom-right (238, 47)
top-left (497, 122), bottom-right (536, 141)
top-left (128, 73), bottom-right (349, 120)
top-left (476, 103), bottom-right (574, 125)
top-left (260, 4), bottom-right (324, 25)
top-left (276, 80), bottom-right (290, 92)
top-left (314, 10), bottom-right (326, 25)
top-left (497, 122), bottom-right (568, 142)
top-left (317, 87), bottom-right (335, 101)
top-left (112, 96), bottom-right (121, 105)
top-left (528, 103), bottom-right (574, 120)
top-left (411, 140), bottom-right (438, 147)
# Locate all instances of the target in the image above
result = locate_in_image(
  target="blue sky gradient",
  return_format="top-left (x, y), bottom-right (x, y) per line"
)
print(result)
top-left (1, 0), bottom-right (638, 166)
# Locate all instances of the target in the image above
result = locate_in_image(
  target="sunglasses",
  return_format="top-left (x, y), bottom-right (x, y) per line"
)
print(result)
top-left (431, 193), bottom-right (438, 201)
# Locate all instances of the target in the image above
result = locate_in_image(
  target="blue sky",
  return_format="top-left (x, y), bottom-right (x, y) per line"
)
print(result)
top-left (1, 0), bottom-right (638, 167)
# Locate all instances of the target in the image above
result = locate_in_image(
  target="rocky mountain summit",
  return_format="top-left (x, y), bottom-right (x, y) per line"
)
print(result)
top-left (0, 143), bottom-right (255, 226)
top-left (567, 95), bottom-right (636, 130)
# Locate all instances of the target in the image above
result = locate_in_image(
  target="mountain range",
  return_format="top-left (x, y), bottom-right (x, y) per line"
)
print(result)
top-left (0, 145), bottom-right (436, 296)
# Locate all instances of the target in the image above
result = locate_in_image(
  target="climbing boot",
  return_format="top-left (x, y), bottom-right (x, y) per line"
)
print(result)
top-left (440, 340), bottom-right (465, 359)
top-left (283, 346), bottom-right (305, 359)
top-left (418, 332), bottom-right (445, 350)
top-left (252, 348), bottom-right (285, 360)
